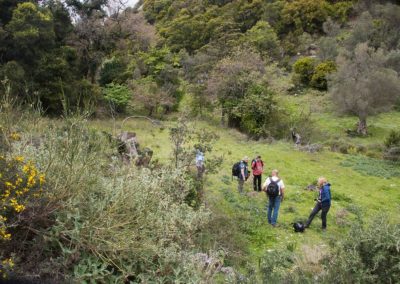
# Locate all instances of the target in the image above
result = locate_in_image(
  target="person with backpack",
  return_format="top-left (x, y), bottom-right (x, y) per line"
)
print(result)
top-left (235, 156), bottom-right (249, 194)
top-left (305, 177), bottom-right (331, 230)
top-left (262, 169), bottom-right (285, 227)
top-left (251, 155), bottom-right (264, 192)
top-left (195, 149), bottom-right (205, 179)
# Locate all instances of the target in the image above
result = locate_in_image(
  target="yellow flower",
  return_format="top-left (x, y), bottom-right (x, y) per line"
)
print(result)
top-left (22, 164), bottom-right (30, 174)
top-left (14, 204), bottom-right (25, 212)
top-left (14, 156), bottom-right (24, 163)
top-left (0, 228), bottom-right (11, 240)
top-left (1, 258), bottom-right (14, 270)
top-left (27, 176), bottom-right (36, 187)
top-left (9, 132), bottom-right (21, 141)
top-left (39, 174), bottom-right (45, 186)
top-left (2, 189), bottom-right (11, 199)
top-left (15, 177), bottom-right (23, 186)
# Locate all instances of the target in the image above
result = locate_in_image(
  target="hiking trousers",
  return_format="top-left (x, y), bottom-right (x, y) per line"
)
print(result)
top-left (238, 179), bottom-right (245, 194)
top-left (253, 174), bottom-right (262, 191)
top-left (267, 196), bottom-right (282, 225)
top-left (305, 202), bottom-right (330, 229)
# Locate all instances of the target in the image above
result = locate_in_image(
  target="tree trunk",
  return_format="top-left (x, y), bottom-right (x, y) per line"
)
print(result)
top-left (357, 117), bottom-right (368, 135)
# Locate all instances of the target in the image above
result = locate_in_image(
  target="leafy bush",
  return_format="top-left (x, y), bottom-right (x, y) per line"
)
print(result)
top-left (102, 83), bottom-right (131, 113)
top-left (293, 57), bottom-right (317, 86)
top-left (331, 1), bottom-right (353, 24)
top-left (281, 0), bottom-right (331, 34)
top-left (384, 130), bottom-right (400, 148)
top-left (99, 56), bottom-right (128, 86)
top-left (310, 60), bottom-right (336, 90)
top-left (241, 21), bottom-right (281, 59)
top-left (233, 84), bottom-right (277, 139)
top-left (323, 215), bottom-right (400, 283)
top-left (260, 247), bottom-right (296, 283)
top-left (383, 130), bottom-right (400, 161)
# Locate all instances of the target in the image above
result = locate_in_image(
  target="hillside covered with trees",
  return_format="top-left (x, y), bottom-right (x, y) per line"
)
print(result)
top-left (1, 0), bottom-right (400, 282)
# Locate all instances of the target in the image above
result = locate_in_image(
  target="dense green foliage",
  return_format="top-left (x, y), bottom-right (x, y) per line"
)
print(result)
top-left (323, 216), bottom-right (400, 283)
top-left (102, 83), bottom-right (131, 112)
top-left (383, 130), bottom-right (400, 161)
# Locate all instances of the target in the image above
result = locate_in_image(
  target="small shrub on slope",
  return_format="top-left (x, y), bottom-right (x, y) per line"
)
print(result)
top-left (383, 130), bottom-right (400, 161)
top-left (323, 215), bottom-right (400, 283)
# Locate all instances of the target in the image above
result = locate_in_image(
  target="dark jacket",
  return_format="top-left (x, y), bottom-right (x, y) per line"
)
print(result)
top-left (319, 183), bottom-right (331, 207)
top-left (239, 161), bottom-right (249, 180)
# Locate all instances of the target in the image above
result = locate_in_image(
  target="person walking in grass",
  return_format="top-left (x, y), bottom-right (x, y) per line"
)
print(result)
top-left (237, 156), bottom-right (249, 194)
top-left (195, 149), bottom-right (205, 179)
top-left (251, 155), bottom-right (264, 192)
top-left (305, 177), bottom-right (331, 230)
top-left (263, 169), bottom-right (285, 227)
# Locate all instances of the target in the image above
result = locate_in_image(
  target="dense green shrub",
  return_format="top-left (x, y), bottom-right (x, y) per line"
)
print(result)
top-left (233, 84), bottom-right (277, 139)
top-left (310, 60), bottom-right (336, 90)
top-left (383, 130), bottom-right (400, 161)
top-left (331, 1), bottom-right (353, 24)
top-left (241, 21), bottom-right (281, 59)
top-left (384, 129), bottom-right (400, 148)
top-left (260, 247), bottom-right (296, 283)
top-left (259, 216), bottom-right (400, 284)
top-left (99, 57), bottom-right (128, 86)
top-left (323, 216), bottom-right (400, 283)
top-left (102, 83), bottom-right (131, 113)
top-left (293, 57), bottom-right (317, 86)
top-left (281, 0), bottom-right (331, 34)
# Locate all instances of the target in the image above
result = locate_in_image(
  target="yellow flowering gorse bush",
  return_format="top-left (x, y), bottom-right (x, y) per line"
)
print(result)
top-left (0, 131), bottom-right (45, 277)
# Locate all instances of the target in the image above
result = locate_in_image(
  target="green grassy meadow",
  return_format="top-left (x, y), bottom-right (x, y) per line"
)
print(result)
top-left (89, 110), bottom-right (400, 273)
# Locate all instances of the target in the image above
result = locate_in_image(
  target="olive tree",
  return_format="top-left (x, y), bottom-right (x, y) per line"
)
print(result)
top-left (330, 43), bottom-right (400, 135)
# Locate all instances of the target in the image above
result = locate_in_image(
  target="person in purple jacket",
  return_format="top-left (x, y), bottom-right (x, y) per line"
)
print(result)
top-left (305, 177), bottom-right (331, 230)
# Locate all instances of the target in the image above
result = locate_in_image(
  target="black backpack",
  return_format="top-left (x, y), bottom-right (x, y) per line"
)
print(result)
top-left (232, 162), bottom-right (241, 177)
top-left (293, 222), bottom-right (305, 233)
top-left (266, 178), bottom-right (280, 197)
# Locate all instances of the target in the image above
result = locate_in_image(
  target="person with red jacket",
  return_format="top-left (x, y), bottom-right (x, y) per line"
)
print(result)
top-left (251, 155), bottom-right (264, 192)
